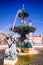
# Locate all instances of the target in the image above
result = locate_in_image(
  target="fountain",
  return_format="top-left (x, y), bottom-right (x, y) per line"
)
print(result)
top-left (10, 5), bottom-right (36, 42)
top-left (4, 5), bottom-right (39, 65)
top-left (10, 5), bottom-right (39, 55)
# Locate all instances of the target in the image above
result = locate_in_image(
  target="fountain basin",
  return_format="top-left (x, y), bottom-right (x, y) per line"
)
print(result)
top-left (17, 48), bottom-right (39, 56)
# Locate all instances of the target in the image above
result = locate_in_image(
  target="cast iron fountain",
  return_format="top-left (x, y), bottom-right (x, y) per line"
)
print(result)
top-left (10, 5), bottom-right (36, 50)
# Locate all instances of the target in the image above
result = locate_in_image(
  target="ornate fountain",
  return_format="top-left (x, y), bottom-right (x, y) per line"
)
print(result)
top-left (4, 5), bottom-right (39, 65)
top-left (10, 5), bottom-right (36, 53)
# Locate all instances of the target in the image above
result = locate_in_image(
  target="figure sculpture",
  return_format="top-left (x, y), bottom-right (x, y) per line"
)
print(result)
top-left (5, 36), bottom-right (17, 60)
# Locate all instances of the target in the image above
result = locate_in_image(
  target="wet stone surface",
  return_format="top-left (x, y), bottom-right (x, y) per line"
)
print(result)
top-left (16, 53), bottom-right (43, 65)
top-left (28, 55), bottom-right (43, 65)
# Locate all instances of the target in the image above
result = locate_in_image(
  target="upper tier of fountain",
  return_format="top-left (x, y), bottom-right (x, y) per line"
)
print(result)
top-left (10, 5), bottom-right (36, 42)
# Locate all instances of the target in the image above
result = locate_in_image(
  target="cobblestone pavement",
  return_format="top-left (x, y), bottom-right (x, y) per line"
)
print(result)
top-left (30, 55), bottom-right (43, 65)
top-left (16, 53), bottom-right (43, 65)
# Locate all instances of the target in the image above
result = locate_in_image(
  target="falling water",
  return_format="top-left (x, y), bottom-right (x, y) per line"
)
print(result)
top-left (12, 9), bottom-right (22, 30)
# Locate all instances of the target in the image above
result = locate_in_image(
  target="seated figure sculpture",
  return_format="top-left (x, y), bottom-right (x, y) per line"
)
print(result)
top-left (5, 36), bottom-right (17, 60)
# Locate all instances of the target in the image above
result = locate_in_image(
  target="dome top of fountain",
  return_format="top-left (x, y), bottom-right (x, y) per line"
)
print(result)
top-left (18, 4), bottom-right (29, 19)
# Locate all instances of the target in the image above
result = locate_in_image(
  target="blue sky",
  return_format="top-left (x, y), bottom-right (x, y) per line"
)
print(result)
top-left (0, 0), bottom-right (43, 35)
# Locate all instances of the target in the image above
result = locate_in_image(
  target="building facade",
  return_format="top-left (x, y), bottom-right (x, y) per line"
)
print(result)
top-left (27, 36), bottom-right (43, 46)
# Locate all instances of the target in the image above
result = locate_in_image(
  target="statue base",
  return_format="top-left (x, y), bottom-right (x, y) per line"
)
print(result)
top-left (4, 58), bottom-right (18, 65)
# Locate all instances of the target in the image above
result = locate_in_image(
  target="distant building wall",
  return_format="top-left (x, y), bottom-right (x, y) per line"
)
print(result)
top-left (27, 36), bottom-right (42, 45)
